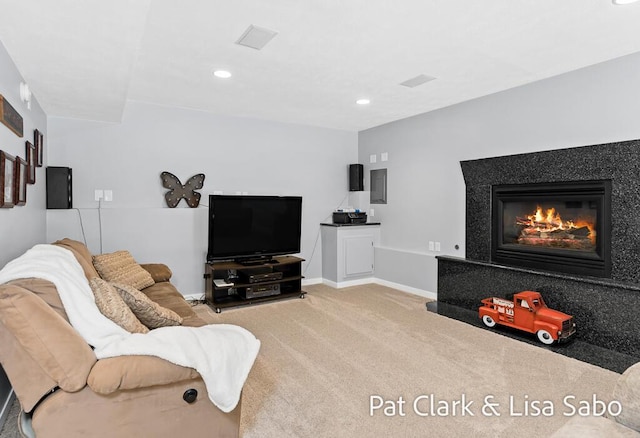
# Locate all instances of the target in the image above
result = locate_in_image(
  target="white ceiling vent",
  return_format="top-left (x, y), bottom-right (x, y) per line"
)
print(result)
top-left (236, 25), bottom-right (278, 50)
top-left (399, 74), bottom-right (436, 88)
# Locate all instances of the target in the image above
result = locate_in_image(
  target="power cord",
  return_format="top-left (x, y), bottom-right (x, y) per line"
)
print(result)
top-left (74, 208), bottom-right (88, 246)
top-left (188, 293), bottom-right (207, 306)
top-left (98, 199), bottom-right (103, 254)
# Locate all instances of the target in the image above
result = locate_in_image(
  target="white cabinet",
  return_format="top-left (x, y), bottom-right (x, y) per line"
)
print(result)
top-left (344, 235), bottom-right (375, 276)
top-left (321, 224), bottom-right (381, 287)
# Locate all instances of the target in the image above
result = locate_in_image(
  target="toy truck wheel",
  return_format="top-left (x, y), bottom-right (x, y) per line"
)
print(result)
top-left (537, 329), bottom-right (555, 345)
top-left (482, 315), bottom-right (496, 328)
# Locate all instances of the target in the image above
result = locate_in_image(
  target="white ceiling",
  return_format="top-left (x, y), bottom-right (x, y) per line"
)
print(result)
top-left (1, 0), bottom-right (640, 132)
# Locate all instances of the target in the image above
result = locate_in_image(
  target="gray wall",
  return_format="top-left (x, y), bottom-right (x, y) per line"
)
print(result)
top-left (47, 101), bottom-right (357, 296)
top-left (0, 42), bottom-right (48, 267)
top-left (0, 41), bottom-right (47, 430)
top-left (359, 51), bottom-right (640, 294)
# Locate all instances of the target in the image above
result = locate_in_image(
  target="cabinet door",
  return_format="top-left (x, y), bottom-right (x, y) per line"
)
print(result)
top-left (344, 235), bottom-right (374, 276)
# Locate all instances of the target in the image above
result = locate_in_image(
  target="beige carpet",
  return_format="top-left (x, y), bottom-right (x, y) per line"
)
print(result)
top-left (196, 283), bottom-right (621, 438)
top-left (0, 397), bottom-right (20, 438)
top-left (0, 283), bottom-right (622, 438)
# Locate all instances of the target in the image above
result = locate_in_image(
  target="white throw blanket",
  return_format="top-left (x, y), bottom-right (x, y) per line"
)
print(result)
top-left (0, 244), bottom-right (260, 413)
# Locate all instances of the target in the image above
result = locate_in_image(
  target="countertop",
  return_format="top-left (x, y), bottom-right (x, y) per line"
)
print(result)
top-left (320, 222), bottom-right (381, 227)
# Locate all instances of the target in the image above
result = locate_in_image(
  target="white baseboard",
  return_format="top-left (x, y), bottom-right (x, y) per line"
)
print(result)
top-left (318, 277), bottom-right (437, 300)
top-left (322, 277), bottom-right (379, 289)
top-left (321, 279), bottom-right (338, 288)
top-left (372, 278), bottom-right (437, 300)
top-left (302, 277), bottom-right (323, 286)
top-left (183, 292), bottom-right (205, 301)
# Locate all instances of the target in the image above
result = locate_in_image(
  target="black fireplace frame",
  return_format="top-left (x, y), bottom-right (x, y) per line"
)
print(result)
top-left (491, 180), bottom-right (611, 278)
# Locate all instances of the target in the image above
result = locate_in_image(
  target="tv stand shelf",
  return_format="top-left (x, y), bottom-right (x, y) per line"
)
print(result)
top-left (204, 256), bottom-right (306, 313)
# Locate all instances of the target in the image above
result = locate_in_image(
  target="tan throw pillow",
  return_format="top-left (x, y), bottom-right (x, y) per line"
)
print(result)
top-left (89, 278), bottom-right (149, 334)
top-left (93, 250), bottom-right (155, 290)
top-left (110, 282), bottom-right (183, 329)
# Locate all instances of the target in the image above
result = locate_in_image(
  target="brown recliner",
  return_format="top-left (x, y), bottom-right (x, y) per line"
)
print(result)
top-left (0, 239), bottom-right (241, 437)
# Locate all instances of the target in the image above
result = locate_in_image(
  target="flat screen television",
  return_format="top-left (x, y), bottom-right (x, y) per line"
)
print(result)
top-left (207, 194), bottom-right (303, 263)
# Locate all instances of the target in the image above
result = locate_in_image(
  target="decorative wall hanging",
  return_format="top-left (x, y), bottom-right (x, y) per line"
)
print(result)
top-left (0, 151), bottom-right (16, 208)
top-left (34, 129), bottom-right (43, 166)
top-left (14, 157), bottom-right (27, 206)
top-left (25, 141), bottom-right (36, 184)
top-left (0, 94), bottom-right (23, 137)
top-left (160, 171), bottom-right (205, 208)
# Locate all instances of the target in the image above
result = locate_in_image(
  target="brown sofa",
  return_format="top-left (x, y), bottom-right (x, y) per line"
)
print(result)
top-left (0, 238), bottom-right (241, 437)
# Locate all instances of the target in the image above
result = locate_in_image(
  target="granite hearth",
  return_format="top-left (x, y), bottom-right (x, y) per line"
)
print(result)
top-left (436, 139), bottom-right (640, 373)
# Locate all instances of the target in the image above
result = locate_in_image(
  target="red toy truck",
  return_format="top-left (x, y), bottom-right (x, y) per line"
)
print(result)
top-left (479, 291), bottom-right (576, 345)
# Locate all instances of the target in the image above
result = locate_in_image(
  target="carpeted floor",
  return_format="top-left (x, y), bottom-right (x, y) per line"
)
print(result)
top-left (0, 396), bottom-right (21, 438)
top-left (0, 283), bottom-right (623, 437)
top-left (196, 283), bottom-right (621, 438)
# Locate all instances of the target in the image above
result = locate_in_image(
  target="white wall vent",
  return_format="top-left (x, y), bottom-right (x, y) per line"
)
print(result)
top-left (399, 74), bottom-right (436, 88)
top-left (235, 25), bottom-right (278, 50)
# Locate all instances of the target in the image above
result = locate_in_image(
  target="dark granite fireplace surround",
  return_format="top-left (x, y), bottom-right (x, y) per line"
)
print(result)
top-left (437, 139), bottom-right (640, 373)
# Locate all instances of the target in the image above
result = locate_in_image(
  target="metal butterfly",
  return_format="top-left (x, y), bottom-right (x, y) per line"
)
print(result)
top-left (160, 171), bottom-right (205, 208)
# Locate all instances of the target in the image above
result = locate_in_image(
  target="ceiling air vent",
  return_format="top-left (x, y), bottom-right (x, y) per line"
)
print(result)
top-left (236, 25), bottom-right (278, 50)
top-left (399, 74), bottom-right (436, 88)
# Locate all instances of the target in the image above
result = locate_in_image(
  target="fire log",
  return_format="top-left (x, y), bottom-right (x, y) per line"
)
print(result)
top-left (568, 226), bottom-right (590, 237)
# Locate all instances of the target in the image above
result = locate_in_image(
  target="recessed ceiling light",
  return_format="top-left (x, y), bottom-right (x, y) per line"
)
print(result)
top-left (213, 70), bottom-right (232, 79)
top-left (613, 0), bottom-right (639, 4)
top-left (356, 99), bottom-right (371, 105)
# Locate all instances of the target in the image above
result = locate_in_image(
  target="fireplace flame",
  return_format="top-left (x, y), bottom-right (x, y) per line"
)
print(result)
top-left (534, 207), bottom-right (562, 229)
top-left (516, 206), bottom-right (596, 246)
top-left (526, 206), bottom-right (571, 231)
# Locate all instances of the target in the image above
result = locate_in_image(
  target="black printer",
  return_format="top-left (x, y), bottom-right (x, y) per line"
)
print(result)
top-left (332, 211), bottom-right (368, 224)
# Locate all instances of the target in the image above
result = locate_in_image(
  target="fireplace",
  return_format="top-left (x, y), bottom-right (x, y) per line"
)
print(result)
top-left (437, 140), bottom-right (640, 372)
top-left (492, 180), bottom-right (611, 278)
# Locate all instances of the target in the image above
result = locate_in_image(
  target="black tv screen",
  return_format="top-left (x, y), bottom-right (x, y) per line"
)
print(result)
top-left (207, 195), bottom-right (302, 262)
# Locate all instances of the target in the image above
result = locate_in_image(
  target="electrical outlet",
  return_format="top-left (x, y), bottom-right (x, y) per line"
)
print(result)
top-left (381, 152), bottom-right (388, 162)
top-left (94, 189), bottom-right (104, 201)
top-left (370, 154), bottom-right (377, 163)
top-left (104, 190), bottom-right (113, 202)
top-left (370, 208), bottom-right (375, 217)
top-left (428, 241), bottom-right (435, 251)
top-left (435, 242), bottom-right (441, 252)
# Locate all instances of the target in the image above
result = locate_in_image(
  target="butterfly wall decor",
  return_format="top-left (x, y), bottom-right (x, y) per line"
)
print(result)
top-left (160, 171), bottom-right (205, 208)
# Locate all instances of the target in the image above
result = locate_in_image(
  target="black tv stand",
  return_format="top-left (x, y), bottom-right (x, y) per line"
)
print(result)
top-left (204, 256), bottom-right (305, 313)
top-left (237, 257), bottom-right (280, 266)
